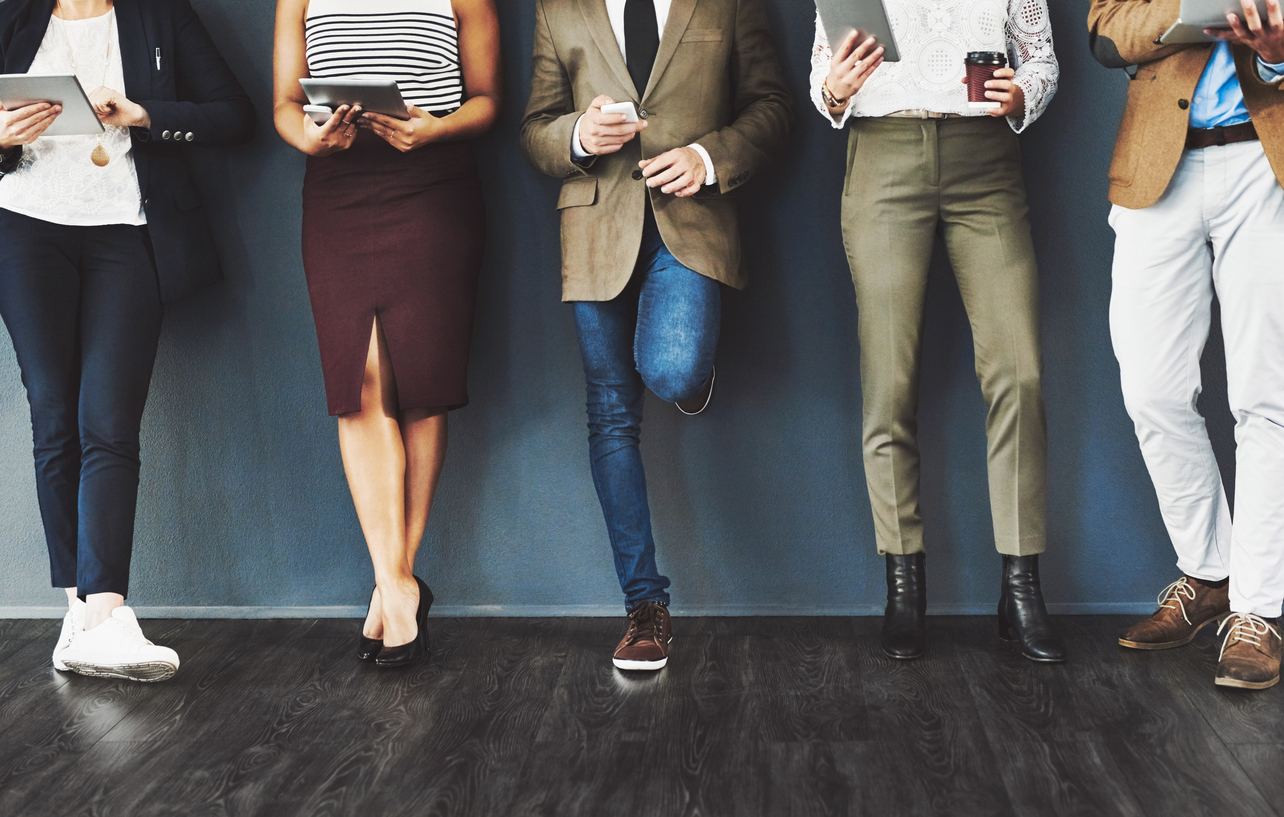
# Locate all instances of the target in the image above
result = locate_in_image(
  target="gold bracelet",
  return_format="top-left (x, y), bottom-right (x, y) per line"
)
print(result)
top-left (821, 81), bottom-right (847, 109)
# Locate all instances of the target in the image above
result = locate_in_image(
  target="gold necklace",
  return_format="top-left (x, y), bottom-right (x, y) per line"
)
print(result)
top-left (54, 2), bottom-right (114, 167)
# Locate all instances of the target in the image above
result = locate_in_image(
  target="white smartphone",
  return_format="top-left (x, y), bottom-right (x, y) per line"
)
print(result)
top-left (600, 101), bottom-right (639, 123)
top-left (304, 104), bottom-right (334, 124)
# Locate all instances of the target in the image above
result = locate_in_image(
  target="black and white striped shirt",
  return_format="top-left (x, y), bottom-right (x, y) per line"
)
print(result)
top-left (305, 0), bottom-right (463, 113)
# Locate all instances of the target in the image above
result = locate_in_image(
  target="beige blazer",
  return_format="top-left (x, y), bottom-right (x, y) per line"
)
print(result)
top-left (1088, 0), bottom-right (1284, 210)
top-left (520, 0), bottom-right (792, 301)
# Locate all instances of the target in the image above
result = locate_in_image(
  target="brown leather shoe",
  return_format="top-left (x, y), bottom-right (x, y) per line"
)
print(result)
top-left (613, 601), bottom-right (671, 670)
top-left (1118, 576), bottom-right (1230, 650)
top-left (1215, 613), bottom-right (1282, 690)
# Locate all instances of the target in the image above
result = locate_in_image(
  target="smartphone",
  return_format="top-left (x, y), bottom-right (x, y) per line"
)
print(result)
top-left (600, 101), bottom-right (639, 123)
top-left (304, 104), bottom-right (334, 124)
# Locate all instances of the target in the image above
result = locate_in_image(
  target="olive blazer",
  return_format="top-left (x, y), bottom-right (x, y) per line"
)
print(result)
top-left (1088, 0), bottom-right (1284, 210)
top-left (520, 0), bottom-right (792, 301)
top-left (0, 0), bottom-right (256, 302)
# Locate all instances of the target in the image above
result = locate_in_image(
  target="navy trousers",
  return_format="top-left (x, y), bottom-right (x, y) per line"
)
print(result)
top-left (0, 208), bottom-right (163, 598)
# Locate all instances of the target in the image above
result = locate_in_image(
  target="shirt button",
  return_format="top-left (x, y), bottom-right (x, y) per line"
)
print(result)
top-left (1178, 99), bottom-right (1189, 109)
top-left (632, 169), bottom-right (644, 180)
top-left (638, 109), bottom-right (649, 119)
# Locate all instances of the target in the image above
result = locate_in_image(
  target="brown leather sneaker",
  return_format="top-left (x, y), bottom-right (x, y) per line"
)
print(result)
top-left (1215, 613), bottom-right (1282, 690)
top-left (613, 601), bottom-right (671, 670)
top-left (1119, 576), bottom-right (1230, 650)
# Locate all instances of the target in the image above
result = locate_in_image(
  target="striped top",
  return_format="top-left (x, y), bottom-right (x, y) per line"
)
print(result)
top-left (305, 0), bottom-right (463, 113)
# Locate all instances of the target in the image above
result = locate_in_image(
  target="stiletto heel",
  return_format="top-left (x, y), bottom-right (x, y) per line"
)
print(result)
top-left (375, 576), bottom-right (433, 668)
top-left (357, 586), bottom-right (382, 662)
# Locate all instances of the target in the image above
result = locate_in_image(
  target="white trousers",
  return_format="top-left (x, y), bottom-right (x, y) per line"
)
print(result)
top-left (1110, 140), bottom-right (1284, 619)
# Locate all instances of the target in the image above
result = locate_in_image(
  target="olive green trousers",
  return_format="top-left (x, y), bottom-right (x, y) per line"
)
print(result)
top-left (840, 116), bottom-right (1047, 556)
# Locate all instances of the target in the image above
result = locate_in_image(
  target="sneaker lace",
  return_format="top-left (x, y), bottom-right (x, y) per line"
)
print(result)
top-left (1157, 577), bottom-right (1198, 626)
top-left (1217, 612), bottom-right (1281, 660)
top-left (625, 604), bottom-right (661, 647)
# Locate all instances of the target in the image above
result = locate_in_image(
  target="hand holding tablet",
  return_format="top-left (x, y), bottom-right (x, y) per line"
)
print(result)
top-left (0, 74), bottom-right (104, 139)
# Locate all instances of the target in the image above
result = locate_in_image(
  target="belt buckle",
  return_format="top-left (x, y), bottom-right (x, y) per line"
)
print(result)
top-left (1212, 126), bottom-right (1227, 147)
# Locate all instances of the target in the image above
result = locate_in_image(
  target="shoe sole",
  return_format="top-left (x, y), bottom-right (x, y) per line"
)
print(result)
top-left (63, 660), bottom-right (177, 682)
top-left (1214, 675), bottom-right (1280, 690)
top-left (1118, 612), bottom-right (1230, 651)
top-left (612, 657), bottom-right (668, 670)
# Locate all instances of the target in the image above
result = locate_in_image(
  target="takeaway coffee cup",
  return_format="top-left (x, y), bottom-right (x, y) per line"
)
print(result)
top-left (965, 51), bottom-right (1008, 110)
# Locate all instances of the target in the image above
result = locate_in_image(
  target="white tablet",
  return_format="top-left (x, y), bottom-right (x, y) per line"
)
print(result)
top-left (0, 74), bottom-right (103, 137)
top-left (815, 0), bottom-right (902, 63)
top-left (299, 78), bottom-right (411, 120)
top-left (1160, 0), bottom-right (1270, 43)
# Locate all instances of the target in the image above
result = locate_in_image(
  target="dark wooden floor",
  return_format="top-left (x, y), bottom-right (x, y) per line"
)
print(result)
top-left (0, 616), bottom-right (1280, 817)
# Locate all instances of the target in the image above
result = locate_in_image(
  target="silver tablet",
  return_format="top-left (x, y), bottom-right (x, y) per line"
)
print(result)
top-left (1160, 0), bottom-right (1270, 43)
top-left (299, 78), bottom-right (411, 120)
top-left (815, 0), bottom-right (902, 63)
top-left (0, 73), bottom-right (103, 137)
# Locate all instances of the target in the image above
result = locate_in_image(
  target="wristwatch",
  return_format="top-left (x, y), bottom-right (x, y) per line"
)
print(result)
top-left (821, 81), bottom-right (847, 109)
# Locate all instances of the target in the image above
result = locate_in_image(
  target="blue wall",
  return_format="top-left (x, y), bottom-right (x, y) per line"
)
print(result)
top-left (0, 0), bottom-right (1235, 616)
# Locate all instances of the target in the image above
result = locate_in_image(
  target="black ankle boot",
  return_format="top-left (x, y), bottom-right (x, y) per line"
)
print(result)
top-left (998, 555), bottom-right (1066, 663)
top-left (882, 553), bottom-right (926, 660)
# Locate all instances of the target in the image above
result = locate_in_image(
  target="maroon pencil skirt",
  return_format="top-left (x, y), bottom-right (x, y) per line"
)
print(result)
top-left (302, 137), bottom-right (485, 416)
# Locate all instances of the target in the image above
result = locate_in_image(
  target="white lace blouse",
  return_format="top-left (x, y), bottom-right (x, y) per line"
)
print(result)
top-left (0, 10), bottom-right (145, 227)
top-left (810, 0), bottom-right (1058, 133)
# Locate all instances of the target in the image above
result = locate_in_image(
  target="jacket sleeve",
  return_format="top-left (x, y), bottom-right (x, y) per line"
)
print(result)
top-left (693, 0), bottom-right (792, 194)
top-left (520, 0), bottom-right (592, 180)
top-left (1087, 0), bottom-right (1188, 69)
top-left (133, 0), bottom-right (256, 147)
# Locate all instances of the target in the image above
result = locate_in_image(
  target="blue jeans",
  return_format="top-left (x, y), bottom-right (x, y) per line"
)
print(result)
top-left (572, 216), bottom-right (721, 612)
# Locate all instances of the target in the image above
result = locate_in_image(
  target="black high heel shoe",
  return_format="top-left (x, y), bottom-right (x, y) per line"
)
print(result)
top-left (375, 577), bottom-right (433, 668)
top-left (357, 586), bottom-right (382, 662)
top-left (997, 555), bottom-right (1066, 663)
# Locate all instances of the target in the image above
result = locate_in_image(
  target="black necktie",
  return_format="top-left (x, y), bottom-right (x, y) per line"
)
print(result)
top-left (623, 0), bottom-right (660, 96)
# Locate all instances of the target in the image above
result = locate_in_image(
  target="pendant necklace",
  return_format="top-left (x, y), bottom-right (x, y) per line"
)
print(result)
top-left (55, 2), bottom-right (115, 167)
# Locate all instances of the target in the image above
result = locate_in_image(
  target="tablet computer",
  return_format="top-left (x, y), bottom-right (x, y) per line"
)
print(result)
top-left (1160, 0), bottom-right (1269, 43)
top-left (299, 78), bottom-right (412, 120)
top-left (0, 74), bottom-right (103, 137)
top-left (815, 0), bottom-right (902, 63)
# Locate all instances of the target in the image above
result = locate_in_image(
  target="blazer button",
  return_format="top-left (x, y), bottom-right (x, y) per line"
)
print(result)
top-left (161, 130), bottom-right (171, 140)
top-left (632, 169), bottom-right (644, 181)
top-left (185, 133), bottom-right (194, 141)
top-left (638, 109), bottom-right (649, 119)
top-left (1178, 99), bottom-right (1189, 109)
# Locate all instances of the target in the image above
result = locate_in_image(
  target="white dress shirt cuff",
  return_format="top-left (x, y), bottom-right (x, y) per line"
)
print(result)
top-left (688, 142), bottom-right (716, 185)
top-left (571, 114), bottom-right (592, 162)
top-left (1258, 57), bottom-right (1284, 85)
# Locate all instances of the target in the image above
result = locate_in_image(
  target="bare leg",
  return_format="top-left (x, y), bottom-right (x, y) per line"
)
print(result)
top-left (65, 588), bottom-right (77, 608)
top-left (338, 319), bottom-right (419, 648)
top-left (403, 408), bottom-right (447, 568)
top-left (84, 592), bottom-right (123, 630)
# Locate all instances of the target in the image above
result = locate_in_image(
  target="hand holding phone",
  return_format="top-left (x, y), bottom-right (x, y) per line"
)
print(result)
top-left (579, 96), bottom-right (646, 156)
top-left (599, 101), bottom-right (639, 123)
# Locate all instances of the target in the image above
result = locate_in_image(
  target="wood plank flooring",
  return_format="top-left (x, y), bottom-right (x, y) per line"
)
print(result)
top-left (0, 616), bottom-right (1279, 817)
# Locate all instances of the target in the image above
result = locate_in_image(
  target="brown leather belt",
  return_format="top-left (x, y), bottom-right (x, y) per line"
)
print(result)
top-left (1186, 121), bottom-right (1258, 150)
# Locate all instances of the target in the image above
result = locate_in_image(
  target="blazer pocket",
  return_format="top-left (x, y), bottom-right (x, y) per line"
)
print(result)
top-left (680, 29), bottom-right (723, 43)
top-left (557, 178), bottom-right (597, 209)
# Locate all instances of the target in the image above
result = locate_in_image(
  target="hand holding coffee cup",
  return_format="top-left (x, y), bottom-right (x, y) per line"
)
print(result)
top-left (962, 52), bottom-right (1024, 118)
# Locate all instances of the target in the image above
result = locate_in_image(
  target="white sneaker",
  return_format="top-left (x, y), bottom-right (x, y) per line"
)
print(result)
top-left (52, 599), bottom-right (86, 671)
top-left (59, 606), bottom-right (179, 682)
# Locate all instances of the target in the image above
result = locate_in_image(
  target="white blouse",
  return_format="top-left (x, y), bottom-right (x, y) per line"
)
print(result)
top-left (0, 9), bottom-right (145, 227)
top-left (810, 0), bottom-right (1058, 134)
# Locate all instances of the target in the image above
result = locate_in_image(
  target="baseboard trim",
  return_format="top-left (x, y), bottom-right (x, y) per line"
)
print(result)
top-left (0, 602), bottom-right (1157, 619)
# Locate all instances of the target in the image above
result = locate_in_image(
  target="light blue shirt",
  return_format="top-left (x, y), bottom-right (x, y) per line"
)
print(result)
top-left (1190, 42), bottom-right (1284, 129)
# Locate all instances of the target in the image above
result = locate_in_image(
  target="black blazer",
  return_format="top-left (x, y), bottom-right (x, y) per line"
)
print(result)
top-left (0, 0), bottom-right (255, 302)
